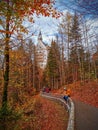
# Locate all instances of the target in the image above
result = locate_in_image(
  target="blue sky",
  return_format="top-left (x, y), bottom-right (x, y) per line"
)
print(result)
top-left (26, 1), bottom-right (69, 44)
top-left (0, 0), bottom-right (98, 44)
top-left (24, 0), bottom-right (98, 45)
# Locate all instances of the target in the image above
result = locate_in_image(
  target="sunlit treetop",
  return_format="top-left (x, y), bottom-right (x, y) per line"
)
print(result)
top-left (0, 0), bottom-right (60, 19)
top-left (0, 0), bottom-right (61, 35)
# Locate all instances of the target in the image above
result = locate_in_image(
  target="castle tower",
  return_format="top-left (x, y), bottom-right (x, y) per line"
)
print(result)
top-left (36, 31), bottom-right (49, 69)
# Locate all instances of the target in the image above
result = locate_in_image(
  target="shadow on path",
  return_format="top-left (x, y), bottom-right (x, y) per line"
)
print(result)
top-left (73, 100), bottom-right (98, 130)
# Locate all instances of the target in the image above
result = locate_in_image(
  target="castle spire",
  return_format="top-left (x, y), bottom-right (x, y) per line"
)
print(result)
top-left (38, 31), bottom-right (42, 41)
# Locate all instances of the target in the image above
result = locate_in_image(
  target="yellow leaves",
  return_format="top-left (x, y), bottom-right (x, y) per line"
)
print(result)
top-left (20, 25), bottom-right (25, 32)
top-left (66, 12), bottom-right (72, 22)
top-left (29, 17), bottom-right (34, 23)
top-left (4, 37), bottom-right (10, 42)
top-left (93, 52), bottom-right (98, 60)
top-left (0, 19), bottom-right (3, 24)
top-left (17, 34), bottom-right (23, 40)
top-left (16, 25), bottom-right (28, 34)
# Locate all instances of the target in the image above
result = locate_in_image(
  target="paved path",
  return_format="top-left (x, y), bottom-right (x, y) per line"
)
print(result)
top-left (73, 100), bottom-right (98, 130)
top-left (41, 92), bottom-right (98, 130)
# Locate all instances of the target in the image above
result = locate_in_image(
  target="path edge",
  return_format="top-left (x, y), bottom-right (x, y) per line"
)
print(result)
top-left (40, 92), bottom-right (74, 130)
top-left (67, 98), bottom-right (74, 130)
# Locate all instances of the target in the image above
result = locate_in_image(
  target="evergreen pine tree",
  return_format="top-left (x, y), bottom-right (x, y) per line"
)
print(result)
top-left (45, 40), bottom-right (61, 89)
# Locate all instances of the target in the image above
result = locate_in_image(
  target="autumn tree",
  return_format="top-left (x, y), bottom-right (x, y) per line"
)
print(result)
top-left (0, 0), bottom-right (60, 115)
top-left (58, 12), bottom-right (87, 84)
top-left (9, 43), bottom-right (30, 105)
top-left (92, 50), bottom-right (98, 79)
top-left (58, 12), bottom-right (72, 84)
top-left (32, 42), bottom-right (41, 91)
top-left (24, 39), bottom-right (40, 92)
top-left (68, 12), bottom-right (82, 82)
top-left (9, 39), bottom-right (40, 106)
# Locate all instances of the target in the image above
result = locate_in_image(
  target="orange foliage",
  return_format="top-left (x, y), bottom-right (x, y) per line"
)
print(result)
top-left (18, 95), bottom-right (68, 130)
top-left (51, 80), bottom-right (98, 108)
top-left (0, 0), bottom-right (61, 36)
top-left (93, 52), bottom-right (98, 61)
top-left (71, 81), bottom-right (98, 108)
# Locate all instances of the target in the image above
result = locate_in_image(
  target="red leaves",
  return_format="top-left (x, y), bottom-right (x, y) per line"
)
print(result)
top-left (52, 81), bottom-right (98, 108)
top-left (71, 81), bottom-right (98, 108)
top-left (93, 52), bottom-right (98, 61)
top-left (33, 0), bottom-right (51, 5)
top-left (0, 0), bottom-right (61, 37)
top-left (39, 97), bottom-right (68, 130)
top-left (18, 95), bottom-right (68, 130)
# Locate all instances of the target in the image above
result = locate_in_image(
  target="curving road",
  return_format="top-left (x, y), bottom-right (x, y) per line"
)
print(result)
top-left (41, 92), bottom-right (98, 130)
top-left (73, 100), bottom-right (98, 130)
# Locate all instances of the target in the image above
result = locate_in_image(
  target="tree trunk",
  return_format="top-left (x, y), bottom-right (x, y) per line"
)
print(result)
top-left (2, 30), bottom-right (9, 110)
top-left (2, 0), bottom-right (10, 111)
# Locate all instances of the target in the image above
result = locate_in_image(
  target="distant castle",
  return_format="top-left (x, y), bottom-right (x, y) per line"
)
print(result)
top-left (36, 31), bottom-right (49, 69)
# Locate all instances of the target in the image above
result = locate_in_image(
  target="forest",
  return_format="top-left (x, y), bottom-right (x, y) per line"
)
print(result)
top-left (0, 0), bottom-right (98, 130)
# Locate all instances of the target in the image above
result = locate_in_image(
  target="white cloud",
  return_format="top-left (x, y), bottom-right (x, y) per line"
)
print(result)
top-left (25, 14), bottom-right (61, 44)
top-left (22, 1), bottom-right (98, 46)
